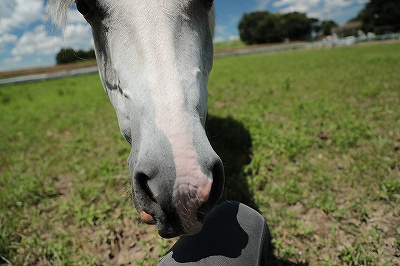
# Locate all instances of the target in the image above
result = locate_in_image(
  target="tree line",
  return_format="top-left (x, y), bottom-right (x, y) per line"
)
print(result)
top-left (353, 0), bottom-right (400, 35)
top-left (239, 0), bottom-right (400, 45)
top-left (56, 48), bottom-right (95, 65)
top-left (238, 11), bottom-right (328, 45)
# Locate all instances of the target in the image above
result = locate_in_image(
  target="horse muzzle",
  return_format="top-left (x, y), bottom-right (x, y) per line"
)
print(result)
top-left (131, 146), bottom-right (224, 238)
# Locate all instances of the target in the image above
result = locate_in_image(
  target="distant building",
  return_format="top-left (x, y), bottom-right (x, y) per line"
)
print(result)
top-left (333, 21), bottom-right (362, 38)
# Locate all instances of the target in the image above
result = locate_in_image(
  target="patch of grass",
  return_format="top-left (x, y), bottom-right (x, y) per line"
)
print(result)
top-left (1, 42), bottom-right (399, 265)
top-left (0, 75), bottom-right (138, 264)
top-left (270, 177), bottom-right (304, 205)
top-left (314, 189), bottom-right (337, 213)
top-left (381, 178), bottom-right (400, 201)
top-left (213, 40), bottom-right (246, 50)
top-left (338, 245), bottom-right (373, 265)
top-left (208, 42), bottom-right (400, 264)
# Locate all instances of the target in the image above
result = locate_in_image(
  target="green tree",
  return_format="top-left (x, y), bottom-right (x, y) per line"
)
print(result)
top-left (354, 0), bottom-right (400, 34)
top-left (86, 49), bottom-right (96, 59)
top-left (75, 50), bottom-right (87, 60)
top-left (56, 48), bottom-right (77, 65)
top-left (321, 20), bottom-right (338, 36)
top-left (238, 11), bottom-right (283, 44)
top-left (238, 11), bottom-right (314, 44)
top-left (281, 12), bottom-right (311, 41)
top-left (55, 48), bottom-right (96, 65)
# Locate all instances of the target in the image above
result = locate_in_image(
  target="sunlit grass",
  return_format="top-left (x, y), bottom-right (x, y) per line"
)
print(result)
top-left (213, 40), bottom-right (246, 50)
top-left (208, 42), bottom-right (400, 264)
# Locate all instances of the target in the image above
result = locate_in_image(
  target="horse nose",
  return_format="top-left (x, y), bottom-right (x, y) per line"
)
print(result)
top-left (131, 152), bottom-right (224, 237)
top-left (172, 154), bottom-right (224, 235)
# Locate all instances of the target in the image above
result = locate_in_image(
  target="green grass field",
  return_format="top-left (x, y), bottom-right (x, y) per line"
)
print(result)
top-left (1, 42), bottom-right (399, 265)
top-left (213, 39), bottom-right (246, 50)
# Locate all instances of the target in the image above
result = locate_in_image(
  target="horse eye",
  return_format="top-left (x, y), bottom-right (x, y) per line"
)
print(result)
top-left (75, 0), bottom-right (90, 16)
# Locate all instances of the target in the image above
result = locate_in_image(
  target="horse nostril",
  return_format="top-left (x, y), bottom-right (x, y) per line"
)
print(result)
top-left (136, 172), bottom-right (157, 203)
top-left (198, 159), bottom-right (224, 221)
top-left (209, 159), bottom-right (225, 204)
top-left (196, 159), bottom-right (224, 222)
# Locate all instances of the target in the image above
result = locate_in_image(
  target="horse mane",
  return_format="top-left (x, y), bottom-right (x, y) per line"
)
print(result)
top-left (46, 0), bottom-right (75, 28)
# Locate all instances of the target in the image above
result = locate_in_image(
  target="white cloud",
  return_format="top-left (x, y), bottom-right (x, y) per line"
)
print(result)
top-left (270, 0), bottom-right (368, 21)
top-left (3, 55), bottom-right (22, 64)
top-left (255, 0), bottom-right (273, 10)
top-left (213, 36), bottom-right (225, 43)
top-left (229, 35), bottom-right (240, 41)
top-left (0, 33), bottom-right (18, 45)
top-left (11, 25), bottom-right (59, 56)
top-left (215, 15), bottom-right (243, 42)
top-left (63, 23), bottom-right (93, 49)
top-left (0, 1), bottom-right (16, 18)
top-left (314, 0), bottom-right (368, 21)
top-left (0, 54), bottom-right (53, 71)
top-left (11, 23), bottom-right (92, 58)
top-left (0, 0), bottom-right (43, 34)
top-left (66, 9), bottom-right (87, 24)
top-left (0, 33), bottom-right (18, 55)
top-left (273, 0), bottom-right (320, 14)
top-left (0, 2), bottom-right (94, 71)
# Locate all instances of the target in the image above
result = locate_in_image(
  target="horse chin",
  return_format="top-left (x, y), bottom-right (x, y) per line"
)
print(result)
top-left (155, 218), bottom-right (187, 239)
top-left (138, 208), bottom-right (185, 238)
top-left (139, 209), bottom-right (206, 238)
top-left (156, 224), bottom-right (185, 239)
top-left (158, 213), bottom-right (209, 238)
top-left (156, 222), bottom-right (204, 238)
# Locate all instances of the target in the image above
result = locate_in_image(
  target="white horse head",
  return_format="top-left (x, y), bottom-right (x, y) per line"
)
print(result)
top-left (47, 0), bottom-right (224, 238)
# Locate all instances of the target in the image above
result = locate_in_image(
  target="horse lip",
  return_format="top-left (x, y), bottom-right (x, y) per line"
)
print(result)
top-left (141, 211), bottom-right (205, 238)
top-left (136, 200), bottom-right (214, 237)
top-left (156, 222), bottom-right (185, 238)
top-left (140, 208), bottom-right (186, 238)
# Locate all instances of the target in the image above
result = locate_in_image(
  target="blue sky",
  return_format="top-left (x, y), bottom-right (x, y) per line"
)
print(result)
top-left (0, 0), bottom-right (367, 71)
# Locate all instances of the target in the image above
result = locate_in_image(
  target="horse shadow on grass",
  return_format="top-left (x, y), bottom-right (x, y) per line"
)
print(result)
top-left (206, 115), bottom-right (309, 266)
top-left (206, 114), bottom-right (256, 209)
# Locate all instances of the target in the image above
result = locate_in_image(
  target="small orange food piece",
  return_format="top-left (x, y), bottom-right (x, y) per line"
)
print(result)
top-left (140, 211), bottom-right (155, 224)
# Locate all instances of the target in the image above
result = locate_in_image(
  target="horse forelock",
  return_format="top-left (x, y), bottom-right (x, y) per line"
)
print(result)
top-left (46, 0), bottom-right (75, 28)
top-left (46, 1), bottom-right (215, 33)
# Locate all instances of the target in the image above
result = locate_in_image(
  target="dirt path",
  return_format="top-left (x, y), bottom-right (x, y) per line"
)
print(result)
top-left (0, 61), bottom-right (97, 79)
